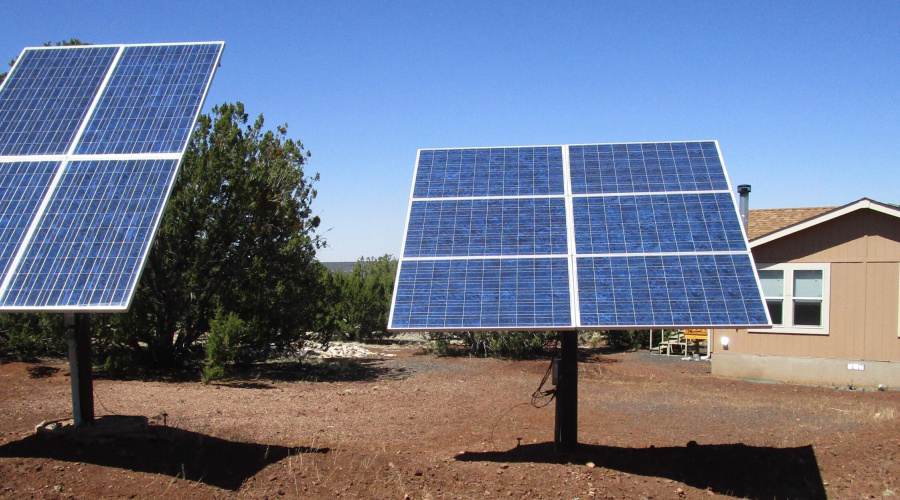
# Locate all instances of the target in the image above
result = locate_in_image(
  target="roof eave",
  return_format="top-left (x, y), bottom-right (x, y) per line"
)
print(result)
top-left (749, 198), bottom-right (900, 248)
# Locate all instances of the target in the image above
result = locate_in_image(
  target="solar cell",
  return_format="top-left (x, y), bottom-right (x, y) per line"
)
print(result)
top-left (404, 198), bottom-right (568, 257)
top-left (413, 146), bottom-right (564, 198)
top-left (75, 43), bottom-right (223, 155)
top-left (390, 141), bottom-right (771, 330)
top-left (576, 254), bottom-right (769, 327)
top-left (572, 192), bottom-right (746, 254)
top-left (0, 159), bottom-right (179, 308)
top-left (0, 47), bottom-right (118, 156)
top-left (391, 257), bottom-right (571, 329)
top-left (0, 42), bottom-right (224, 311)
top-left (0, 161), bottom-right (59, 276)
top-left (569, 141), bottom-right (728, 195)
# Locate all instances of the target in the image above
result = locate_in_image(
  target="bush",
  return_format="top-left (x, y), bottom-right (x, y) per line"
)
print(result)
top-left (328, 256), bottom-right (397, 342)
top-left (91, 102), bottom-right (326, 373)
top-left (202, 310), bottom-right (251, 383)
top-left (427, 332), bottom-right (454, 356)
top-left (201, 364), bottom-right (228, 384)
top-left (0, 314), bottom-right (66, 362)
top-left (600, 329), bottom-right (652, 351)
top-left (428, 331), bottom-right (556, 359)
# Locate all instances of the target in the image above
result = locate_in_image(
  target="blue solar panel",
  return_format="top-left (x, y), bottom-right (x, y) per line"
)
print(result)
top-left (572, 192), bottom-right (746, 254)
top-left (413, 146), bottom-right (564, 198)
top-left (0, 47), bottom-right (118, 156)
top-left (569, 141), bottom-right (728, 194)
top-left (576, 254), bottom-right (769, 327)
top-left (391, 258), bottom-right (571, 329)
top-left (404, 198), bottom-right (568, 257)
top-left (0, 42), bottom-right (223, 311)
top-left (0, 161), bottom-right (59, 276)
top-left (390, 141), bottom-right (769, 330)
top-left (75, 43), bottom-right (223, 155)
top-left (0, 159), bottom-right (179, 308)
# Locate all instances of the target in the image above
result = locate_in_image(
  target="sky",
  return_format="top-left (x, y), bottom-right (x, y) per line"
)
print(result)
top-left (2, 1), bottom-right (898, 262)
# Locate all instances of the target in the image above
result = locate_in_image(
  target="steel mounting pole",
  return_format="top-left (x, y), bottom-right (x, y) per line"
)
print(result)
top-left (555, 329), bottom-right (578, 453)
top-left (65, 312), bottom-right (94, 427)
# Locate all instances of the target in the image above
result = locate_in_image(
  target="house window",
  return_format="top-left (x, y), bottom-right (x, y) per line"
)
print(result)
top-left (755, 263), bottom-right (830, 335)
top-left (758, 269), bottom-right (784, 325)
top-left (793, 270), bottom-right (823, 326)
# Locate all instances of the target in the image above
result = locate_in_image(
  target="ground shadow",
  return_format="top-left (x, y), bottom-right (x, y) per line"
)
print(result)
top-left (27, 365), bottom-right (61, 378)
top-left (579, 349), bottom-right (625, 364)
top-left (213, 380), bottom-right (278, 390)
top-left (579, 346), bottom-right (626, 358)
top-left (0, 416), bottom-right (329, 491)
top-left (94, 358), bottom-right (407, 385)
top-left (247, 359), bottom-right (407, 383)
top-left (457, 441), bottom-right (826, 500)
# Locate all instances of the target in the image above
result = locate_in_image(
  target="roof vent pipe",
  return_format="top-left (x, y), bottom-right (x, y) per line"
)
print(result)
top-left (737, 184), bottom-right (751, 233)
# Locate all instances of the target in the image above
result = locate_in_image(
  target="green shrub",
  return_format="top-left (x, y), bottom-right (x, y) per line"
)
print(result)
top-left (601, 329), bottom-right (652, 351)
top-left (427, 332), bottom-right (455, 356)
top-left (580, 331), bottom-right (603, 348)
top-left (0, 314), bottom-right (66, 362)
top-left (201, 364), bottom-right (228, 384)
top-left (101, 348), bottom-right (134, 376)
top-left (328, 256), bottom-right (397, 342)
top-left (428, 331), bottom-right (555, 359)
top-left (202, 310), bottom-right (251, 382)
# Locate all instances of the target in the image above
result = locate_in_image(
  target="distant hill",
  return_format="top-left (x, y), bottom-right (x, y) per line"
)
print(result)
top-left (322, 261), bottom-right (357, 273)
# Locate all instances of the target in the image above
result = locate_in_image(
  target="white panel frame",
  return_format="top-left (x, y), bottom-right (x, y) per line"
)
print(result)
top-left (387, 149), bottom-right (421, 331)
top-left (0, 41), bottom-right (226, 312)
top-left (388, 146), bottom-right (576, 331)
top-left (716, 140), bottom-right (773, 328)
top-left (389, 141), bottom-right (773, 332)
top-left (562, 143), bottom-right (579, 327)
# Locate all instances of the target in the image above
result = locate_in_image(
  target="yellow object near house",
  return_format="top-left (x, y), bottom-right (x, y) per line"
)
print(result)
top-left (684, 328), bottom-right (708, 340)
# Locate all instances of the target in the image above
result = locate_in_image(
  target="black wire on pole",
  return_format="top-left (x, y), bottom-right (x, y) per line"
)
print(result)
top-left (530, 358), bottom-right (556, 408)
top-left (489, 341), bottom-right (560, 451)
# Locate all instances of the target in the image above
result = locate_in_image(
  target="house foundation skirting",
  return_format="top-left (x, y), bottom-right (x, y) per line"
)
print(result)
top-left (712, 353), bottom-right (899, 389)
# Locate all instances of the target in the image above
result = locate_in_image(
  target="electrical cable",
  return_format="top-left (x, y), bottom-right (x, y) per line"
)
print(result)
top-left (488, 401), bottom-right (531, 452)
top-left (92, 385), bottom-right (119, 416)
top-left (530, 358), bottom-right (556, 408)
top-left (531, 336), bottom-right (559, 408)
top-left (489, 347), bottom-right (560, 451)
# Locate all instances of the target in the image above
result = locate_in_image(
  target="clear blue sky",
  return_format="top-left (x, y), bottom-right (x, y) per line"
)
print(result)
top-left (3, 1), bottom-right (898, 262)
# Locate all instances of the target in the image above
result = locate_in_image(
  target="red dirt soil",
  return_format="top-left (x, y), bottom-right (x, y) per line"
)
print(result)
top-left (0, 346), bottom-right (898, 499)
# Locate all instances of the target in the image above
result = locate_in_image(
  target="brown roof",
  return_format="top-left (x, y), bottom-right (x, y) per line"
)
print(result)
top-left (747, 206), bottom-right (838, 240)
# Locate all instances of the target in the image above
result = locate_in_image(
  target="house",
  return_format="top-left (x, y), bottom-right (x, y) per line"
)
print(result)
top-left (711, 198), bottom-right (900, 388)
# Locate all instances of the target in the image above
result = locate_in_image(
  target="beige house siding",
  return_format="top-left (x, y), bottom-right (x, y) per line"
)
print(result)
top-left (712, 209), bottom-right (900, 368)
top-left (867, 212), bottom-right (900, 261)
top-left (864, 262), bottom-right (900, 360)
top-left (830, 262), bottom-right (868, 360)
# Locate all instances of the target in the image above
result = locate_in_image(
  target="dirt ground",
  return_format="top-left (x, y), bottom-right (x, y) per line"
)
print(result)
top-left (0, 345), bottom-right (898, 499)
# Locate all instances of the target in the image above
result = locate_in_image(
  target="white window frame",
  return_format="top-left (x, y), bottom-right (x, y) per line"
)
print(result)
top-left (752, 263), bottom-right (830, 335)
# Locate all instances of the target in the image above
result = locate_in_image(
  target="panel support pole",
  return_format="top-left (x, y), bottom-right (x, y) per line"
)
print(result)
top-left (65, 312), bottom-right (94, 427)
top-left (555, 329), bottom-right (578, 453)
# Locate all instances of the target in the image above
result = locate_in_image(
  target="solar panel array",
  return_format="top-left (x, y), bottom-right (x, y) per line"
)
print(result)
top-left (389, 141), bottom-right (771, 331)
top-left (0, 42), bottom-right (224, 311)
